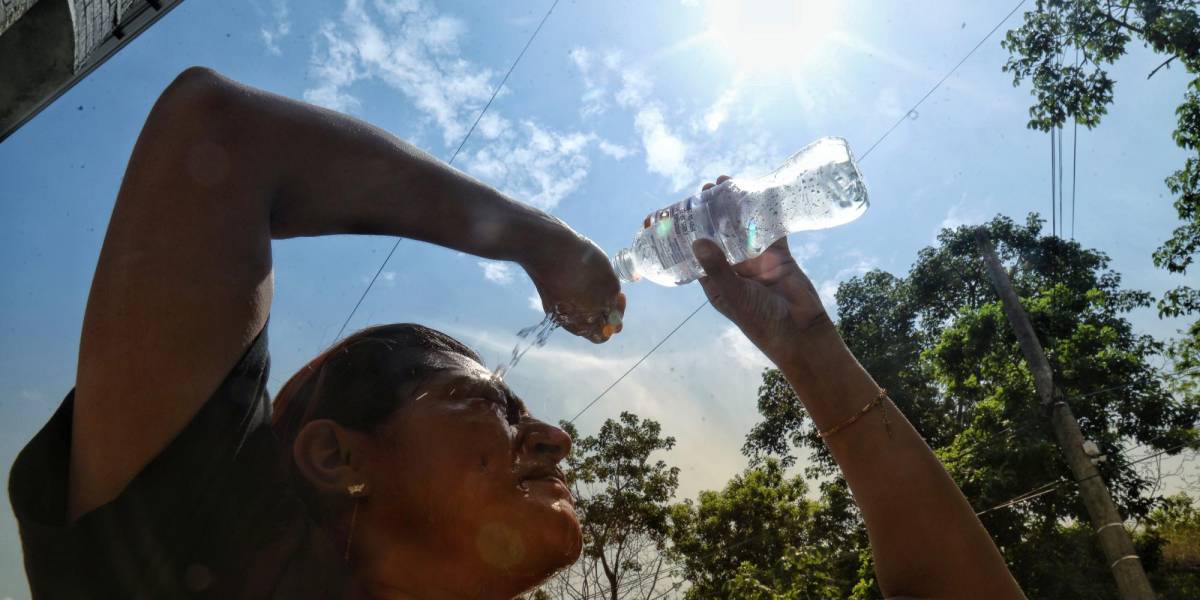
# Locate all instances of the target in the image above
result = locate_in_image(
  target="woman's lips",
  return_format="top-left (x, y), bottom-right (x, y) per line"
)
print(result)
top-left (521, 476), bottom-right (574, 502)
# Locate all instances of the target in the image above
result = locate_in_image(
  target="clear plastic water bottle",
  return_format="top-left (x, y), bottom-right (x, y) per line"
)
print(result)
top-left (611, 137), bottom-right (869, 286)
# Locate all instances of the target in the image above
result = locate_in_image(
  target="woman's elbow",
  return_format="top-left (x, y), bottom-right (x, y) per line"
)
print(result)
top-left (144, 66), bottom-right (239, 137)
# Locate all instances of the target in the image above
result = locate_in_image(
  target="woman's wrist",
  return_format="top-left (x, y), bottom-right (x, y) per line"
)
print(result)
top-left (775, 322), bottom-right (881, 431)
top-left (513, 215), bottom-right (588, 274)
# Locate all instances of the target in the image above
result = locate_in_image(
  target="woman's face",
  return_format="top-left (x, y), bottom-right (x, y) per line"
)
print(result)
top-left (353, 351), bottom-right (581, 597)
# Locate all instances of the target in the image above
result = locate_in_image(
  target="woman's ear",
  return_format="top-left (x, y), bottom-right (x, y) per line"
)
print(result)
top-left (292, 419), bottom-right (371, 497)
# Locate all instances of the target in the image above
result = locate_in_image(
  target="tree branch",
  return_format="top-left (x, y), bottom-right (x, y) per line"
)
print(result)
top-left (1103, 9), bottom-right (1144, 35)
top-left (1148, 56), bottom-right (1178, 80)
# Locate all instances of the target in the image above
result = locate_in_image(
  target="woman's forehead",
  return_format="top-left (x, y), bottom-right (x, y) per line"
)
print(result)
top-left (412, 361), bottom-right (531, 413)
top-left (418, 358), bottom-right (514, 395)
top-left (422, 352), bottom-right (492, 380)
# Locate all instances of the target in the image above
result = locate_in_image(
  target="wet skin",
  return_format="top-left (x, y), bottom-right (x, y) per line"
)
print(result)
top-left (347, 352), bottom-right (581, 599)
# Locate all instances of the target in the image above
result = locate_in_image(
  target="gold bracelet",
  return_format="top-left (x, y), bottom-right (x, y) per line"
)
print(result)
top-left (818, 388), bottom-right (891, 439)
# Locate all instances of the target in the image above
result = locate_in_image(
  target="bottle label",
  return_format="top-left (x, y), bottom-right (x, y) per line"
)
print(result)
top-left (650, 199), bottom-right (699, 268)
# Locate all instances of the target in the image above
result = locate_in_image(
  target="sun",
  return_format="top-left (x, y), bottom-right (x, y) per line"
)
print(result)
top-left (705, 0), bottom-right (840, 74)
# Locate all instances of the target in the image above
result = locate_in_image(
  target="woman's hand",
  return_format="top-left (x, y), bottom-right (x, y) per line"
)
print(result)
top-left (691, 176), bottom-right (834, 367)
top-left (523, 232), bottom-right (625, 344)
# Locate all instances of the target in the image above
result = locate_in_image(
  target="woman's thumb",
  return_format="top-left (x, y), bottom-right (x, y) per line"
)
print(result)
top-left (692, 238), bottom-right (744, 311)
top-left (692, 239), bottom-right (734, 281)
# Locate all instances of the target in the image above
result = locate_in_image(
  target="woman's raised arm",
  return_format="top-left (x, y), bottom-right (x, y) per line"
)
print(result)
top-left (689, 177), bottom-right (1025, 599)
top-left (70, 67), bottom-right (620, 521)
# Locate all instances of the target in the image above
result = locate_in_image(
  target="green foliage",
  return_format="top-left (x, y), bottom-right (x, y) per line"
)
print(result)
top-left (1001, 0), bottom-right (1200, 334)
top-left (668, 460), bottom-right (862, 599)
top-left (1143, 493), bottom-right (1200, 599)
top-left (743, 214), bottom-right (1200, 595)
top-left (558, 412), bottom-right (681, 598)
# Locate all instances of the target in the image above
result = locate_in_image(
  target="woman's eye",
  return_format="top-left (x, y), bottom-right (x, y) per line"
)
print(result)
top-left (478, 391), bottom-right (519, 425)
top-left (497, 395), bottom-right (520, 425)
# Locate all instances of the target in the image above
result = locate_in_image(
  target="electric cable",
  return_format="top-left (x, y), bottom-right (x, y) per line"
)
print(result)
top-left (1072, 46), bottom-right (1079, 240)
top-left (858, 0), bottom-right (1027, 161)
top-left (1051, 126), bottom-right (1057, 236)
top-left (330, 0), bottom-right (562, 344)
top-left (567, 0), bottom-right (1029, 425)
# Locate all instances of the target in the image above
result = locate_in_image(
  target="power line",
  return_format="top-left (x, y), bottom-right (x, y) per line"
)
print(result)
top-left (330, 0), bottom-right (562, 344)
top-left (1051, 126), bottom-right (1057, 236)
top-left (1073, 365), bottom-right (1200, 401)
top-left (976, 479), bottom-right (1064, 517)
top-left (1072, 46), bottom-right (1080, 240)
top-left (974, 439), bottom-right (1197, 517)
top-left (1059, 121), bottom-right (1065, 236)
top-left (559, 367), bottom-right (1200, 594)
top-left (858, 0), bottom-right (1027, 161)
top-left (567, 0), bottom-right (1029, 426)
top-left (566, 299), bottom-right (708, 424)
top-left (1071, 118), bottom-right (1078, 239)
top-left (557, 366), bottom-right (1200, 596)
top-left (546, 435), bottom-right (1199, 599)
top-left (968, 366), bottom-right (1200, 517)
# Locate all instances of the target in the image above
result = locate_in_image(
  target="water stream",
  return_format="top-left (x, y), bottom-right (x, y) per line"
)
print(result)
top-left (493, 312), bottom-right (559, 380)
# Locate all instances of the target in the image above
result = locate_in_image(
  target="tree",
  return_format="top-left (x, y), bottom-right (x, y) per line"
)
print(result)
top-left (544, 413), bottom-right (681, 600)
top-left (1000, 0), bottom-right (1200, 352)
top-left (1141, 492), bottom-right (1200, 599)
top-left (743, 214), bottom-right (1200, 596)
top-left (668, 460), bottom-right (861, 599)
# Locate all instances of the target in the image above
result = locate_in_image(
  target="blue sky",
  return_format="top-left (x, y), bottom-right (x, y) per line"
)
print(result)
top-left (0, 0), bottom-right (1196, 596)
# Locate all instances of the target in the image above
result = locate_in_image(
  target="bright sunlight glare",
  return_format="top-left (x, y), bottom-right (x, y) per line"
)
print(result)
top-left (706, 0), bottom-right (840, 73)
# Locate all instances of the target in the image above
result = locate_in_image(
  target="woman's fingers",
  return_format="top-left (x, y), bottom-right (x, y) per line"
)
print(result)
top-left (693, 239), bottom-right (746, 318)
top-left (552, 290), bottom-right (626, 342)
top-left (700, 175), bottom-right (724, 190)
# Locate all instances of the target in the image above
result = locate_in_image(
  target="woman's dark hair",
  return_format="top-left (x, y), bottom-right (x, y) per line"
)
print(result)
top-left (271, 323), bottom-right (482, 506)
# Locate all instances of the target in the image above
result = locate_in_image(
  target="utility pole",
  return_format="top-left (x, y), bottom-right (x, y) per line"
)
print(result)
top-left (974, 229), bottom-right (1155, 600)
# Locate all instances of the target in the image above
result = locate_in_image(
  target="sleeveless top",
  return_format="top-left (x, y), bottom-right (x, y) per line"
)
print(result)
top-left (9, 325), bottom-right (366, 598)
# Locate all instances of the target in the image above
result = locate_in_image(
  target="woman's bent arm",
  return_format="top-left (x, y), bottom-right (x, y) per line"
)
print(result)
top-left (70, 67), bottom-right (618, 521)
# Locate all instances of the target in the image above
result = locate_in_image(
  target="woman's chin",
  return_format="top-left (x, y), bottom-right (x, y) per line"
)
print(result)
top-left (527, 496), bottom-right (583, 568)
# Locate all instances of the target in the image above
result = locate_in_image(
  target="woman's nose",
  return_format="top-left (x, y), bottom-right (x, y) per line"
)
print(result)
top-left (519, 420), bottom-right (572, 463)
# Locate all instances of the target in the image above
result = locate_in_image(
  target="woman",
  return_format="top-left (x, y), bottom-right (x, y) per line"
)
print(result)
top-left (10, 68), bottom-right (1026, 598)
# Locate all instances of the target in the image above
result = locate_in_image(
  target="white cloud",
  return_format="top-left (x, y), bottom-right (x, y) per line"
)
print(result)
top-left (597, 139), bottom-right (633, 160)
top-left (788, 238), bottom-right (822, 270)
top-left (569, 46), bottom-right (610, 119)
top-left (939, 195), bottom-right (988, 232)
top-left (719, 326), bottom-right (771, 370)
top-left (569, 46), bottom-right (591, 75)
top-left (259, 0), bottom-right (291, 56)
top-left (305, 0), bottom-right (596, 210)
top-left (528, 293), bottom-right (545, 313)
top-left (477, 112), bottom-right (510, 140)
top-left (304, 22), bottom-right (362, 113)
top-left (568, 48), bottom-right (780, 192)
top-left (614, 69), bottom-right (651, 108)
top-left (634, 105), bottom-right (693, 190)
top-left (463, 122), bottom-right (593, 209)
top-left (702, 87), bottom-right (738, 133)
top-left (479, 260), bottom-right (514, 284)
top-left (816, 253), bottom-right (877, 315)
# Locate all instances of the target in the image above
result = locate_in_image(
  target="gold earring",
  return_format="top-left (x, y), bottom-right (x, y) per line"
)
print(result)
top-left (344, 483), bottom-right (367, 563)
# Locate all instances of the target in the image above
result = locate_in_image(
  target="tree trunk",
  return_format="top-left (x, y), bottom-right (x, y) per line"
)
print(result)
top-left (975, 229), bottom-right (1155, 600)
